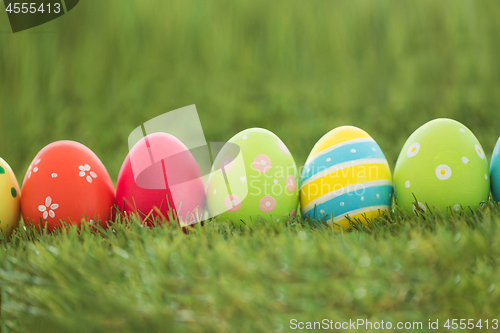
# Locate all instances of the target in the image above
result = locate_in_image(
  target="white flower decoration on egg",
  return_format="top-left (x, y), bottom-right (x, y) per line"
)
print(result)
top-left (78, 164), bottom-right (97, 183)
top-left (435, 164), bottom-right (452, 180)
top-left (475, 145), bottom-right (485, 160)
top-left (407, 143), bottom-right (420, 158)
top-left (38, 196), bottom-right (59, 219)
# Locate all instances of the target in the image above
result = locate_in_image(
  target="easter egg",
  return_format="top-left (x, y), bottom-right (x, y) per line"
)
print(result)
top-left (394, 118), bottom-right (490, 215)
top-left (206, 128), bottom-right (299, 223)
top-left (489, 136), bottom-right (500, 202)
top-left (0, 157), bottom-right (21, 236)
top-left (21, 141), bottom-right (115, 230)
top-left (116, 133), bottom-right (205, 226)
top-left (300, 126), bottom-right (393, 230)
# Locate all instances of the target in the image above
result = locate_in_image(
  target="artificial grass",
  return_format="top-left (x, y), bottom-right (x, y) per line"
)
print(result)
top-left (2, 0), bottom-right (500, 331)
top-left (1, 202), bottom-right (500, 332)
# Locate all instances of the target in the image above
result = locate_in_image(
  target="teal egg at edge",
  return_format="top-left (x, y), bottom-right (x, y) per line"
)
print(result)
top-left (491, 136), bottom-right (500, 202)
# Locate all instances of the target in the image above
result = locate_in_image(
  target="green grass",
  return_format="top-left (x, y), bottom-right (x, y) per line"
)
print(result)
top-left (2, 208), bottom-right (500, 332)
top-left (2, 0), bottom-right (500, 331)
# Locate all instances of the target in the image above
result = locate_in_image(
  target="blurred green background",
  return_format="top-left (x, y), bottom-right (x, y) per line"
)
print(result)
top-left (3, 2), bottom-right (500, 331)
top-left (1, 0), bottom-right (500, 182)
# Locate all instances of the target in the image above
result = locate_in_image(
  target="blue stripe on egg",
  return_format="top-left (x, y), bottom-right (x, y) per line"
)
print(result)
top-left (303, 184), bottom-right (393, 221)
top-left (301, 140), bottom-right (385, 184)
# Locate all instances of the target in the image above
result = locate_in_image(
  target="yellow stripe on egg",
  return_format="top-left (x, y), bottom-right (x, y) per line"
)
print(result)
top-left (301, 179), bottom-right (393, 213)
top-left (308, 126), bottom-right (371, 157)
top-left (299, 162), bottom-right (392, 207)
top-left (327, 205), bottom-right (391, 231)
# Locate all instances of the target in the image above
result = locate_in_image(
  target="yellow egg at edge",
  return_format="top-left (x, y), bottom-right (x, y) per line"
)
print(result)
top-left (0, 157), bottom-right (21, 237)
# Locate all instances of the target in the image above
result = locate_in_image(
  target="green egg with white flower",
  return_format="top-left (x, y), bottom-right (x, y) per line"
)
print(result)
top-left (206, 128), bottom-right (299, 223)
top-left (394, 118), bottom-right (490, 215)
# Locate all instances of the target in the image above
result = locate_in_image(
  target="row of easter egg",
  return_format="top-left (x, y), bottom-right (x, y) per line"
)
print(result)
top-left (301, 118), bottom-right (495, 230)
top-left (0, 128), bottom-right (300, 236)
top-left (1, 118), bottom-right (500, 236)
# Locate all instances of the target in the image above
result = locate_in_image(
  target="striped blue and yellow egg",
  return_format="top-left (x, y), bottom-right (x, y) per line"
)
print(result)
top-left (300, 126), bottom-right (393, 230)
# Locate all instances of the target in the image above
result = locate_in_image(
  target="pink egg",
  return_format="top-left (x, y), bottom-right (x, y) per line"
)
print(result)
top-left (116, 133), bottom-right (205, 227)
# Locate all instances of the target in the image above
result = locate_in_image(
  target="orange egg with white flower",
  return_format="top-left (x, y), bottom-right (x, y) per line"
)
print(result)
top-left (21, 141), bottom-right (115, 230)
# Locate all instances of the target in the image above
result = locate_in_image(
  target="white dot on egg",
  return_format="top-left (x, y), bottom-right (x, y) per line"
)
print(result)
top-left (274, 179), bottom-right (278, 184)
top-left (51, 173), bottom-right (57, 178)
top-left (407, 143), bottom-right (421, 158)
top-left (213, 189), bottom-right (217, 195)
top-left (405, 181), bottom-right (411, 188)
top-left (462, 157), bottom-right (469, 164)
top-left (454, 204), bottom-right (461, 212)
top-left (360, 196), bottom-right (364, 201)
top-left (326, 157), bottom-right (331, 162)
top-left (351, 149), bottom-right (357, 153)
top-left (320, 209), bottom-right (325, 214)
top-left (460, 128), bottom-right (465, 133)
top-left (485, 174), bottom-right (488, 180)
top-left (242, 135), bottom-right (248, 140)
top-left (435, 164), bottom-right (452, 181)
top-left (240, 176), bottom-right (247, 183)
top-left (372, 147), bottom-right (376, 152)
top-left (376, 194), bottom-right (380, 199)
top-left (340, 202), bottom-right (345, 207)
top-left (476, 145), bottom-right (485, 160)
top-left (33, 167), bottom-right (38, 172)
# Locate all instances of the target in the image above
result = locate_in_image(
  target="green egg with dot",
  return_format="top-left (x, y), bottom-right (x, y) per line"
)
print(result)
top-left (394, 118), bottom-right (490, 215)
top-left (206, 128), bottom-right (299, 224)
